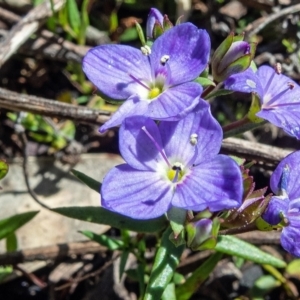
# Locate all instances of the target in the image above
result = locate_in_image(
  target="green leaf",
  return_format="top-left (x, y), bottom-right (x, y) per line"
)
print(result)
top-left (120, 250), bottom-right (129, 279)
top-left (78, 0), bottom-right (90, 45)
top-left (6, 232), bottom-right (17, 252)
top-left (194, 77), bottom-right (216, 88)
top-left (80, 230), bottom-right (124, 250)
top-left (67, 0), bottom-right (81, 35)
top-left (250, 275), bottom-right (280, 299)
top-left (215, 235), bottom-right (286, 268)
top-left (176, 252), bottom-right (222, 300)
top-left (205, 89), bottom-right (233, 99)
top-left (0, 160), bottom-right (9, 180)
top-left (161, 283), bottom-right (176, 300)
top-left (0, 211), bottom-right (39, 241)
top-left (0, 266), bottom-right (13, 283)
top-left (52, 206), bottom-right (167, 233)
top-left (286, 259), bottom-right (300, 277)
top-left (143, 227), bottom-right (185, 300)
top-left (71, 169), bottom-right (101, 193)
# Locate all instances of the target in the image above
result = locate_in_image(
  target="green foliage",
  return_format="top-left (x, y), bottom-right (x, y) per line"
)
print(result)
top-left (0, 211), bottom-right (39, 241)
top-left (0, 160), bottom-right (8, 180)
top-left (52, 206), bottom-right (167, 233)
top-left (215, 235), bottom-right (286, 268)
top-left (7, 112), bottom-right (75, 151)
top-left (71, 169), bottom-right (101, 193)
top-left (144, 227), bottom-right (185, 300)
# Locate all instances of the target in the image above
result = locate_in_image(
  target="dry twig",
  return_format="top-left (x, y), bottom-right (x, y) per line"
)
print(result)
top-left (0, 0), bottom-right (66, 66)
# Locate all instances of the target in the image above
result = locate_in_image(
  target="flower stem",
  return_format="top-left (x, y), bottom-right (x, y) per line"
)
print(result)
top-left (222, 117), bottom-right (267, 138)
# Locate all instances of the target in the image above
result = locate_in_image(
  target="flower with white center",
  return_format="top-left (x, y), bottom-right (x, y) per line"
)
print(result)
top-left (100, 104), bottom-right (243, 219)
top-left (82, 23), bottom-right (210, 132)
top-left (224, 65), bottom-right (300, 139)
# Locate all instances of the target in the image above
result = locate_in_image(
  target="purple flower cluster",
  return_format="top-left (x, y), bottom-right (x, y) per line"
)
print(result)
top-left (81, 8), bottom-right (256, 220)
top-left (262, 151), bottom-right (300, 257)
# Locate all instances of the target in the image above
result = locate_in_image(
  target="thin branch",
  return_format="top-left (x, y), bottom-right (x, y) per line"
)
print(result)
top-left (221, 137), bottom-right (292, 167)
top-left (0, 0), bottom-right (66, 66)
top-left (0, 87), bottom-right (110, 125)
top-left (0, 241), bottom-right (107, 265)
top-left (245, 3), bottom-right (300, 38)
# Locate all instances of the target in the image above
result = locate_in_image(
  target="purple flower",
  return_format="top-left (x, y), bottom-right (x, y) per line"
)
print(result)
top-left (224, 65), bottom-right (300, 138)
top-left (146, 8), bottom-right (164, 39)
top-left (262, 151), bottom-right (300, 257)
top-left (101, 104), bottom-right (243, 219)
top-left (82, 23), bottom-right (210, 132)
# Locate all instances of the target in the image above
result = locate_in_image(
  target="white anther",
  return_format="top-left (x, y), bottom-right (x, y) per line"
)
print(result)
top-left (246, 79), bottom-right (256, 89)
top-left (190, 133), bottom-right (198, 146)
top-left (172, 162), bottom-right (184, 171)
top-left (160, 55), bottom-right (170, 65)
top-left (141, 45), bottom-right (151, 55)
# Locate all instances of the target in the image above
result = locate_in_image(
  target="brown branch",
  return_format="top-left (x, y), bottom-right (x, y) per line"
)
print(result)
top-left (0, 241), bottom-right (107, 265)
top-left (221, 137), bottom-right (292, 167)
top-left (0, 0), bottom-right (66, 66)
top-left (245, 3), bottom-right (300, 38)
top-left (0, 87), bottom-right (111, 125)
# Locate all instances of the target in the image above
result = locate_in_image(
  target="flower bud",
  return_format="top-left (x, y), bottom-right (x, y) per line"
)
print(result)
top-left (146, 8), bottom-right (173, 40)
top-left (186, 218), bottom-right (219, 251)
top-left (212, 33), bottom-right (256, 83)
top-left (146, 8), bottom-right (164, 39)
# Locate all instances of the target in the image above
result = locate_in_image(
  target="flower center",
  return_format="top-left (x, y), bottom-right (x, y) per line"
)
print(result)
top-left (167, 162), bottom-right (185, 183)
top-left (148, 87), bottom-right (162, 99)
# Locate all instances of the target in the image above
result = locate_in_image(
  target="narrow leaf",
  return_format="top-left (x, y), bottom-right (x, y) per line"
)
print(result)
top-left (144, 227), bottom-right (185, 300)
top-left (0, 211), bottom-right (39, 240)
top-left (52, 206), bottom-right (167, 233)
top-left (80, 230), bottom-right (124, 250)
top-left (215, 235), bottom-right (286, 268)
top-left (67, 0), bottom-right (81, 35)
top-left (176, 252), bottom-right (222, 300)
top-left (0, 160), bottom-right (8, 180)
top-left (71, 169), bottom-right (101, 193)
top-left (6, 232), bottom-right (17, 252)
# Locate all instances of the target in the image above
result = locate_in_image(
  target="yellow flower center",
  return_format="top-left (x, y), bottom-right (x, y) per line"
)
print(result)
top-left (148, 87), bottom-right (161, 99)
top-left (167, 163), bottom-right (184, 182)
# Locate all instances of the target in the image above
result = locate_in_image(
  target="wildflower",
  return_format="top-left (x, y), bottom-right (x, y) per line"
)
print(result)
top-left (212, 33), bottom-right (256, 82)
top-left (82, 23), bottom-right (210, 132)
top-left (262, 151), bottom-right (300, 257)
top-left (224, 65), bottom-right (300, 138)
top-left (101, 104), bottom-right (243, 219)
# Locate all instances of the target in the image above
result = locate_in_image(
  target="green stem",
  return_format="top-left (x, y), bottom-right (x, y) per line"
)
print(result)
top-left (222, 117), bottom-right (267, 138)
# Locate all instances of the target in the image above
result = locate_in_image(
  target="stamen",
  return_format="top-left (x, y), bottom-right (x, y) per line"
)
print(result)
top-left (160, 55), bottom-right (170, 65)
top-left (141, 126), bottom-right (171, 167)
top-left (264, 68), bottom-right (277, 93)
top-left (264, 82), bottom-right (296, 107)
top-left (275, 62), bottom-right (282, 74)
top-left (141, 45), bottom-right (151, 56)
top-left (128, 74), bottom-right (150, 91)
top-left (171, 162), bottom-right (184, 183)
top-left (190, 133), bottom-right (198, 146)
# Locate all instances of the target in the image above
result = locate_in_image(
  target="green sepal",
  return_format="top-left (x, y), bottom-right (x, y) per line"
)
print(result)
top-left (169, 230), bottom-right (186, 247)
top-left (248, 94), bottom-right (264, 123)
top-left (194, 77), bottom-right (216, 88)
top-left (225, 54), bottom-right (253, 77)
top-left (205, 88), bottom-right (233, 100)
top-left (71, 169), bottom-right (101, 194)
top-left (52, 206), bottom-right (168, 233)
top-left (212, 33), bottom-right (234, 63)
top-left (233, 32), bottom-right (245, 42)
top-left (135, 21), bottom-right (146, 46)
top-left (153, 20), bottom-right (164, 39)
top-left (215, 235), bottom-right (286, 268)
top-left (163, 15), bottom-right (173, 31)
